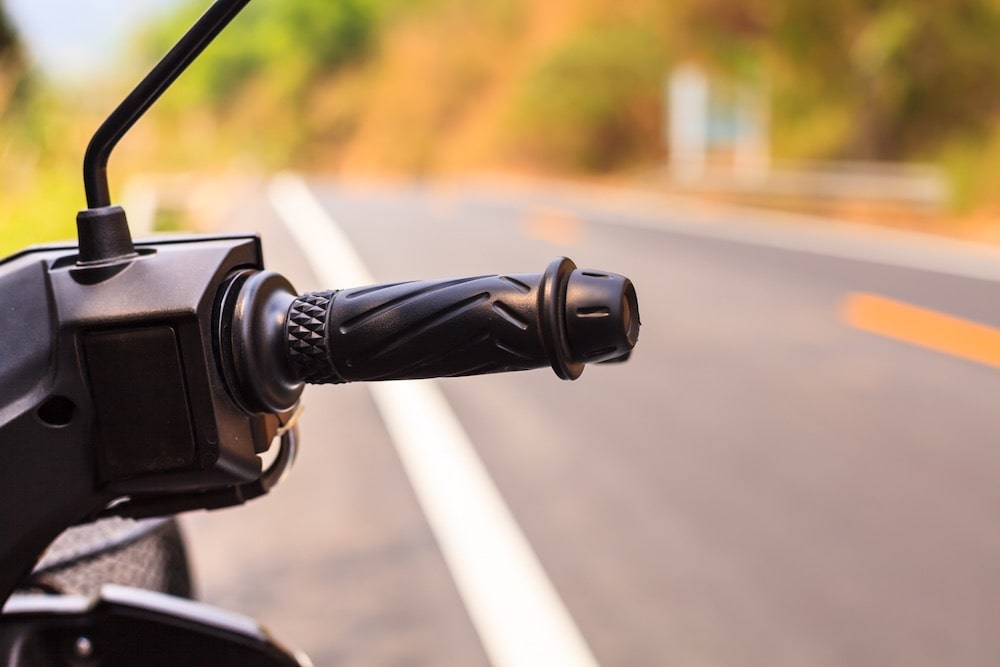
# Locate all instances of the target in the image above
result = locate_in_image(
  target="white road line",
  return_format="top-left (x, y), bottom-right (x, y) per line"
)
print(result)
top-left (267, 173), bottom-right (600, 667)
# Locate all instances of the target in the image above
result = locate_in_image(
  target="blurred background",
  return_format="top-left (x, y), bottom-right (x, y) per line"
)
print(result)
top-left (2, 0), bottom-right (1000, 245)
top-left (1, 1), bottom-right (998, 665)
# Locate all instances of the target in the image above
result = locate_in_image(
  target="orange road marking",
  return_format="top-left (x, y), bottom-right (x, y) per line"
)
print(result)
top-left (521, 208), bottom-right (584, 245)
top-left (842, 293), bottom-right (1000, 368)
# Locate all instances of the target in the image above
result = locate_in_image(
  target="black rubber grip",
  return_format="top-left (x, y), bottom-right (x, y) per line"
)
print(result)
top-left (285, 258), bottom-right (639, 383)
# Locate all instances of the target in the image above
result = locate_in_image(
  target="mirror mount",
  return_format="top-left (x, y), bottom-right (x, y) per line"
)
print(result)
top-left (79, 0), bottom-right (253, 261)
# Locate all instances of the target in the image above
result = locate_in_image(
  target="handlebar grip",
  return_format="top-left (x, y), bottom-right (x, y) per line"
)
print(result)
top-left (286, 258), bottom-right (639, 384)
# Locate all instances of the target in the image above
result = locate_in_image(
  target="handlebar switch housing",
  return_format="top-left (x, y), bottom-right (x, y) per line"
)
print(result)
top-left (0, 234), bottom-right (288, 601)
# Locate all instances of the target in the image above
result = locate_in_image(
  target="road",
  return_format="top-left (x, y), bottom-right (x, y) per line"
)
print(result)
top-left (182, 176), bottom-right (1000, 666)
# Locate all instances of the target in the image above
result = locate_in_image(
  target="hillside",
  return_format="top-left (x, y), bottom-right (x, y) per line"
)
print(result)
top-left (2, 0), bottom-right (999, 258)
top-left (132, 0), bottom-right (1000, 213)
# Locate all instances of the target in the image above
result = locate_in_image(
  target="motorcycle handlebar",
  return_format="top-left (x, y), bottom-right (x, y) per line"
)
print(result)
top-left (223, 258), bottom-right (640, 413)
top-left (288, 257), bottom-right (639, 383)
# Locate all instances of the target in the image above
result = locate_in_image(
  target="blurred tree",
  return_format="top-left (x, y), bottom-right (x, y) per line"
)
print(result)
top-left (673, 0), bottom-right (1000, 161)
top-left (511, 23), bottom-right (668, 171)
top-left (0, 1), bottom-right (20, 61)
top-left (0, 0), bottom-right (84, 255)
top-left (131, 0), bottom-right (1000, 209)
top-left (143, 0), bottom-right (377, 108)
top-left (0, 0), bottom-right (24, 113)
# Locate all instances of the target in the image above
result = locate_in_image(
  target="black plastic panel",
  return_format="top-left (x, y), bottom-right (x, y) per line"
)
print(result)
top-left (0, 260), bottom-right (54, 414)
top-left (0, 586), bottom-right (304, 666)
top-left (84, 327), bottom-right (196, 481)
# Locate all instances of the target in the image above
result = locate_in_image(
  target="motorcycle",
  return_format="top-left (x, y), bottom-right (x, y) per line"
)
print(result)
top-left (0, 1), bottom-right (640, 664)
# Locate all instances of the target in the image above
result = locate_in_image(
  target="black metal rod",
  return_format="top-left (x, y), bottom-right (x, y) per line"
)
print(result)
top-left (83, 0), bottom-right (253, 208)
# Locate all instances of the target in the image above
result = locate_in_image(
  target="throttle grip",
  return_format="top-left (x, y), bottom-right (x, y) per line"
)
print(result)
top-left (287, 258), bottom-right (638, 384)
top-left (221, 258), bottom-right (639, 413)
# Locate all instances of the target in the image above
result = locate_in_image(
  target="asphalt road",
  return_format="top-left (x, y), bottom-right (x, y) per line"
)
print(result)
top-left (183, 177), bottom-right (1000, 666)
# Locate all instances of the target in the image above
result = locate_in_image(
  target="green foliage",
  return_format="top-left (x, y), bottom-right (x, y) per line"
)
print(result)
top-left (0, 162), bottom-right (81, 256)
top-left (143, 0), bottom-right (378, 108)
top-left (0, 2), bottom-right (81, 256)
top-left (679, 0), bottom-right (1000, 162)
top-left (0, 82), bottom-right (88, 256)
top-left (510, 24), bottom-right (669, 171)
top-left (127, 0), bottom-right (386, 168)
top-left (940, 123), bottom-right (1000, 214)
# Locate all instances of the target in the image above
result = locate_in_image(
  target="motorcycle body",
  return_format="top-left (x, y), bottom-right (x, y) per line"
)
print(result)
top-left (0, 234), bottom-right (309, 665)
top-left (0, 229), bottom-right (638, 664)
top-left (0, 1), bottom-right (640, 664)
